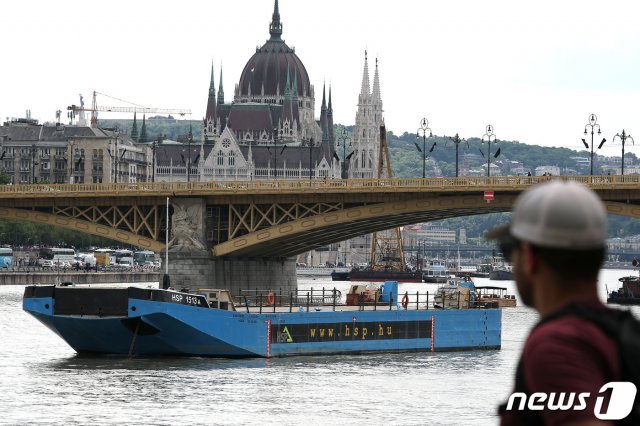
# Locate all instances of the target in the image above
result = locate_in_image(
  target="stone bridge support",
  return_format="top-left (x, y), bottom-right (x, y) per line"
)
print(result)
top-left (164, 198), bottom-right (297, 295)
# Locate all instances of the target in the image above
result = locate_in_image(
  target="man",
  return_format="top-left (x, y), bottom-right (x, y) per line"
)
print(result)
top-left (487, 180), bottom-right (622, 425)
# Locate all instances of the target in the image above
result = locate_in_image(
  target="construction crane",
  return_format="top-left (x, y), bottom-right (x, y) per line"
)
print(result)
top-left (67, 91), bottom-right (192, 127)
top-left (369, 124), bottom-right (407, 272)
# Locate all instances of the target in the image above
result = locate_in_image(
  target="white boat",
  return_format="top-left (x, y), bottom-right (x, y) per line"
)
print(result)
top-left (422, 259), bottom-right (450, 283)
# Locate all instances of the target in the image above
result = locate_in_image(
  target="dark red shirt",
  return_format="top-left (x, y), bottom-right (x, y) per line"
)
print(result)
top-left (501, 300), bottom-right (621, 425)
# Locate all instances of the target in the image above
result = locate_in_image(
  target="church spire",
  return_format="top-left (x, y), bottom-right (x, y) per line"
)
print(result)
top-left (208, 62), bottom-right (216, 97)
top-left (139, 114), bottom-right (147, 143)
top-left (327, 85), bottom-right (334, 144)
top-left (217, 65), bottom-right (224, 104)
top-left (130, 111), bottom-right (139, 141)
top-left (372, 57), bottom-right (381, 102)
top-left (284, 65), bottom-right (292, 99)
top-left (269, 0), bottom-right (283, 40)
top-left (205, 61), bottom-right (217, 122)
top-left (320, 83), bottom-right (328, 142)
top-left (359, 50), bottom-right (371, 100)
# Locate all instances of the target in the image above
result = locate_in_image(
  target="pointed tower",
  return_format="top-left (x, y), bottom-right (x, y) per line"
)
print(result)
top-left (130, 112), bottom-right (139, 141)
top-left (351, 51), bottom-right (381, 178)
top-left (372, 57), bottom-right (384, 128)
top-left (217, 66), bottom-right (224, 105)
top-left (327, 85), bottom-right (334, 144)
top-left (139, 114), bottom-right (148, 143)
top-left (320, 83), bottom-right (328, 143)
top-left (205, 62), bottom-right (217, 123)
top-left (270, 0), bottom-right (283, 40)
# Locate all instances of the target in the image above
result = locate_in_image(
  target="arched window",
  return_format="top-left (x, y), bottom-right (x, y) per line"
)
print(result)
top-left (228, 151), bottom-right (235, 166)
top-left (217, 150), bottom-right (224, 166)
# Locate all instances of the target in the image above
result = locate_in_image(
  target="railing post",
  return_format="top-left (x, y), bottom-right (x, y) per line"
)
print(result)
top-left (374, 291), bottom-right (378, 311)
top-left (332, 287), bottom-right (336, 311)
top-left (259, 293), bottom-right (263, 314)
top-left (306, 292), bottom-right (310, 312)
top-left (457, 291), bottom-right (461, 309)
top-left (244, 295), bottom-right (250, 313)
top-left (289, 292), bottom-right (293, 313)
top-left (389, 294), bottom-right (393, 311)
top-left (416, 291), bottom-right (419, 311)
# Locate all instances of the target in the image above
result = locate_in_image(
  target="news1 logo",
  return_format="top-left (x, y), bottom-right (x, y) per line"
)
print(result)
top-left (506, 382), bottom-right (637, 420)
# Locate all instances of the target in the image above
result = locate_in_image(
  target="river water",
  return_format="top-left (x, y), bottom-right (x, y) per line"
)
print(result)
top-left (1, 270), bottom-right (638, 425)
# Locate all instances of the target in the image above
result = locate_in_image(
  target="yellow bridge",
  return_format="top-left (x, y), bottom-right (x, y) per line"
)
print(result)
top-left (1, 175), bottom-right (639, 257)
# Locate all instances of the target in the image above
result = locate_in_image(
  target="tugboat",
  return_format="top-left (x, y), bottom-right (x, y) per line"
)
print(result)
top-left (607, 275), bottom-right (640, 305)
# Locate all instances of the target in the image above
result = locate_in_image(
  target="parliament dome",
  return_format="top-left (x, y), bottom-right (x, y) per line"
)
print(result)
top-left (237, 1), bottom-right (311, 98)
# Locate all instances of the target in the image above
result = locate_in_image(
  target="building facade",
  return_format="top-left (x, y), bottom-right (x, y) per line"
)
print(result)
top-left (0, 118), bottom-right (150, 184)
top-left (155, 0), bottom-right (339, 182)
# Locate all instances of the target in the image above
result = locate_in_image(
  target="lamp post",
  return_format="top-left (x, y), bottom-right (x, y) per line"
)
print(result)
top-left (108, 132), bottom-right (119, 183)
top-left (448, 133), bottom-right (465, 177)
top-left (273, 127), bottom-right (278, 179)
top-left (416, 118), bottom-right (433, 178)
top-left (337, 130), bottom-right (351, 179)
top-left (187, 129), bottom-right (193, 182)
top-left (31, 144), bottom-right (39, 184)
top-left (482, 125), bottom-right (498, 177)
top-left (613, 130), bottom-right (634, 175)
top-left (582, 114), bottom-right (606, 176)
top-left (308, 139), bottom-right (313, 182)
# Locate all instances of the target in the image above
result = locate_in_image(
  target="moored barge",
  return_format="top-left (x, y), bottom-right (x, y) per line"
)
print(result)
top-left (23, 283), bottom-right (501, 357)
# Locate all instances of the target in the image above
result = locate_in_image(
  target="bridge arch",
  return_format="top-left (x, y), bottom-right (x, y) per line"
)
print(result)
top-left (213, 197), bottom-right (640, 257)
top-left (0, 207), bottom-right (165, 251)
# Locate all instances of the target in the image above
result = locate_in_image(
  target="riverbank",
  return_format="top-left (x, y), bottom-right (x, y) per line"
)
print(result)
top-left (0, 271), bottom-right (160, 285)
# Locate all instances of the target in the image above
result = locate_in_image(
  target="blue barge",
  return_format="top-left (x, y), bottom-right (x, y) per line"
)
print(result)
top-left (23, 284), bottom-right (501, 357)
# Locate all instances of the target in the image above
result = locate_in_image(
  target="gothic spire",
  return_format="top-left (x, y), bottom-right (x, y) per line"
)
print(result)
top-left (372, 57), bottom-right (381, 102)
top-left (205, 61), bottom-right (217, 122)
top-left (269, 0), bottom-right (283, 40)
top-left (320, 83), bottom-right (328, 142)
top-left (208, 62), bottom-right (216, 97)
top-left (284, 64), bottom-right (292, 99)
top-left (359, 50), bottom-right (370, 99)
top-left (217, 65), bottom-right (224, 104)
top-left (139, 114), bottom-right (147, 143)
top-left (292, 69), bottom-right (298, 100)
top-left (130, 111), bottom-right (139, 141)
top-left (327, 85), bottom-right (334, 144)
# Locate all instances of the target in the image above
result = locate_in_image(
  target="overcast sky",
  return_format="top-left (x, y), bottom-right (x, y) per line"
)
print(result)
top-left (2, 0), bottom-right (639, 156)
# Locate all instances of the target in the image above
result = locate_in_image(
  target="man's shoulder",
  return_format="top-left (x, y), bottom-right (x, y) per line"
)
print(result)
top-left (527, 302), bottom-right (617, 350)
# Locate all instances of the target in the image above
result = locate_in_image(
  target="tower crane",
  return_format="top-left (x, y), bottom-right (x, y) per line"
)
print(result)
top-left (67, 91), bottom-right (192, 127)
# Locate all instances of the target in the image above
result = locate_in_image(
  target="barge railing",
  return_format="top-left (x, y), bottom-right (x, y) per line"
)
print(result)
top-left (234, 287), bottom-right (496, 312)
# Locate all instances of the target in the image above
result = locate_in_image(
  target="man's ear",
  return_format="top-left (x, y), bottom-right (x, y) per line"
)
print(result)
top-left (520, 243), bottom-right (538, 276)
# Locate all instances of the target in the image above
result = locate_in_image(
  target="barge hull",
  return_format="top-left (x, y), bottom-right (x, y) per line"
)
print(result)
top-left (23, 286), bottom-right (501, 357)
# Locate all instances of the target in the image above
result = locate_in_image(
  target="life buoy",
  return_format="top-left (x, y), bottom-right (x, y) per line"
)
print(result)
top-left (401, 292), bottom-right (409, 310)
top-left (267, 291), bottom-right (275, 305)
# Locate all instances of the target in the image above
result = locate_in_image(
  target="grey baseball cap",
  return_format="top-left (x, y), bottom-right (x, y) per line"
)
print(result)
top-left (486, 180), bottom-right (607, 249)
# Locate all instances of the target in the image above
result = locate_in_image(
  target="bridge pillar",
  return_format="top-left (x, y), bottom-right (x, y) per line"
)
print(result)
top-left (211, 257), bottom-right (297, 295)
top-left (164, 198), bottom-right (297, 294)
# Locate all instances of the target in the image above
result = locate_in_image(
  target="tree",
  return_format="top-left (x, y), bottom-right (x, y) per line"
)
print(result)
top-left (0, 169), bottom-right (10, 185)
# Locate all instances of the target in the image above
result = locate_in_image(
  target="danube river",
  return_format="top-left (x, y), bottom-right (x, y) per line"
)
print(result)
top-left (1, 270), bottom-right (638, 425)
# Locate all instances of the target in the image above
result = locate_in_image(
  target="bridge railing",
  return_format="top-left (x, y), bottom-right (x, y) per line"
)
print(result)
top-left (0, 174), bottom-right (638, 197)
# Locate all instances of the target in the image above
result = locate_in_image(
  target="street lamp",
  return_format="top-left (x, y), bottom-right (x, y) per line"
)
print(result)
top-left (108, 131), bottom-right (120, 183)
top-left (307, 138), bottom-right (314, 182)
top-left (187, 128), bottom-right (193, 182)
top-left (447, 133), bottom-right (466, 177)
top-left (31, 144), bottom-right (39, 184)
top-left (481, 125), bottom-right (499, 177)
top-left (613, 129), bottom-right (634, 175)
top-left (272, 126), bottom-right (286, 179)
top-left (582, 114), bottom-right (606, 176)
top-left (415, 118), bottom-right (434, 178)
top-left (337, 129), bottom-right (352, 179)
